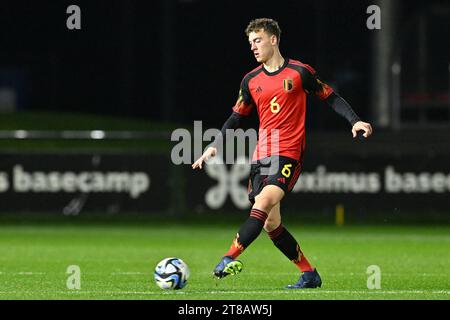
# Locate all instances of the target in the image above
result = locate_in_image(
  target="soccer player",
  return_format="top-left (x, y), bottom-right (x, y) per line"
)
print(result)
top-left (192, 18), bottom-right (372, 288)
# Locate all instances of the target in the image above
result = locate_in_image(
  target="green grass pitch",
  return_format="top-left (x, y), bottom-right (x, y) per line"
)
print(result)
top-left (0, 222), bottom-right (448, 300)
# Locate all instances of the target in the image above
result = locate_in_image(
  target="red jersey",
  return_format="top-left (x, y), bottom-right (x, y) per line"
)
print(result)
top-left (232, 58), bottom-right (333, 162)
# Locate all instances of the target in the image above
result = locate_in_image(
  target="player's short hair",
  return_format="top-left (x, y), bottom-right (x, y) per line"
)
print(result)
top-left (245, 18), bottom-right (281, 43)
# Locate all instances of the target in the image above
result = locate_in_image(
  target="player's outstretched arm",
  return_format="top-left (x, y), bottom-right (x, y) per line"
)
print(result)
top-left (192, 112), bottom-right (244, 170)
top-left (325, 92), bottom-right (373, 139)
top-left (299, 65), bottom-right (373, 139)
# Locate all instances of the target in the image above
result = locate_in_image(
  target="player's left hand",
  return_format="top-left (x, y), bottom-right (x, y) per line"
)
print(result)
top-left (352, 121), bottom-right (373, 138)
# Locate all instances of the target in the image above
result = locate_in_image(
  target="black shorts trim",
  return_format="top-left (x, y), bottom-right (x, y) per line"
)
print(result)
top-left (248, 156), bottom-right (301, 204)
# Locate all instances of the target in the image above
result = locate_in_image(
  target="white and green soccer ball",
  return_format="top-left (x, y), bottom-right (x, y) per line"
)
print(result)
top-left (154, 257), bottom-right (190, 290)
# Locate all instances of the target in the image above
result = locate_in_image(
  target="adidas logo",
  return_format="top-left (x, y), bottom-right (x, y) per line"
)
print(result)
top-left (277, 177), bottom-right (286, 184)
top-left (256, 86), bottom-right (263, 93)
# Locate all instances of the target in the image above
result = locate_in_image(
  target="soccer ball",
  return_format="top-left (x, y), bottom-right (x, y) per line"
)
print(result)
top-left (154, 257), bottom-right (190, 290)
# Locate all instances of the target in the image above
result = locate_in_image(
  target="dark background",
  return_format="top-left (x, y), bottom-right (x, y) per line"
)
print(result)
top-left (2, 0), bottom-right (448, 131)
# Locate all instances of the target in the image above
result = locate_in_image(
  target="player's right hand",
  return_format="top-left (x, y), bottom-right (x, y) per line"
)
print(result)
top-left (192, 147), bottom-right (217, 170)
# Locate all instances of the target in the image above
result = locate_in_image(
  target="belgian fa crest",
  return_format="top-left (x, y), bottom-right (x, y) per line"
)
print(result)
top-left (283, 78), bottom-right (293, 92)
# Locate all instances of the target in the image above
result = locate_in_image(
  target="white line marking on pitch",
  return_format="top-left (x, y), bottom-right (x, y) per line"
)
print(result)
top-left (0, 290), bottom-right (448, 295)
top-left (197, 272), bottom-right (445, 277)
top-left (15, 272), bottom-right (46, 275)
top-left (0, 272), bottom-right (46, 275)
top-left (111, 272), bottom-right (145, 275)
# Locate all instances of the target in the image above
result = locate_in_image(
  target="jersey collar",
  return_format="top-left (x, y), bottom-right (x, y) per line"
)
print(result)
top-left (262, 58), bottom-right (289, 76)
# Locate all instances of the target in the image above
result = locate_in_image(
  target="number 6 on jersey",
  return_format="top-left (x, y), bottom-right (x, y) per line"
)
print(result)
top-left (270, 96), bottom-right (281, 114)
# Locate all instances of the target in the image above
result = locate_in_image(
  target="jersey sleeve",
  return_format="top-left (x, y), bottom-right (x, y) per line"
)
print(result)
top-left (232, 77), bottom-right (255, 116)
top-left (299, 64), bottom-right (334, 100)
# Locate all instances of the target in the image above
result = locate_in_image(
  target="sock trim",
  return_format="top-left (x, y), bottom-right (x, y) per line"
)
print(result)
top-left (268, 224), bottom-right (285, 240)
top-left (250, 208), bottom-right (268, 222)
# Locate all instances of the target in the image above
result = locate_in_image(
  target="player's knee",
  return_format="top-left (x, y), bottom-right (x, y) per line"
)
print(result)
top-left (254, 195), bottom-right (277, 214)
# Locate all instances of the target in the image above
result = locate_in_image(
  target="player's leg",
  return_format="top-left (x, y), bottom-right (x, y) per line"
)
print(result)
top-left (264, 203), bottom-right (314, 272)
top-left (213, 185), bottom-right (284, 278)
top-left (264, 204), bottom-right (320, 288)
top-left (263, 202), bottom-right (281, 233)
top-left (263, 158), bottom-right (321, 289)
top-left (227, 185), bottom-right (284, 257)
